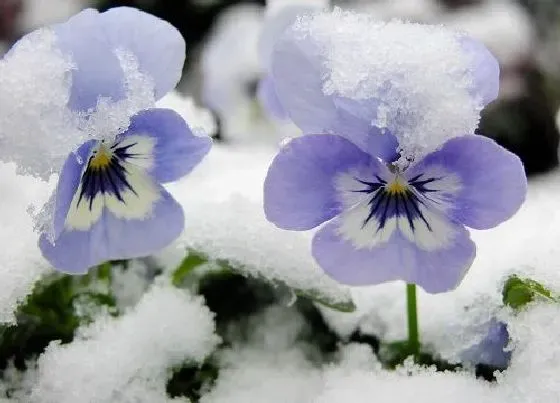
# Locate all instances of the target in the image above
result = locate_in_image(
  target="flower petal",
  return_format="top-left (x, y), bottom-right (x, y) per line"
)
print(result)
top-left (53, 8), bottom-right (185, 111)
top-left (99, 7), bottom-right (185, 100)
top-left (406, 135), bottom-right (527, 230)
top-left (270, 29), bottom-right (398, 161)
top-left (122, 108), bottom-right (212, 183)
top-left (461, 320), bottom-right (511, 368)
top-left (39, 187), bottom-right (184, 274)
top-left (52, 140), bottom-right (97, 238)
top-left (458, 35), bottom-right (500, 107)
top-left (257, 74), bottom-right (288, 120)
top-left (53, 9), bottom-right (125, 111)
top-left (312, 217), bottom-right (476, 293)
top-left (264, 134), bottom-right (375, 230)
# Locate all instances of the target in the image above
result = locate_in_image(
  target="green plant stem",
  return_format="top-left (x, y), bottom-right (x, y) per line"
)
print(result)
top-left (406, 283), bottom-right (419, 358)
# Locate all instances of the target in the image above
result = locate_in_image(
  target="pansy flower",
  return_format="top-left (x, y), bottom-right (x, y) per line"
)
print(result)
top-left (263, 13), bottom-right (527, 293)
top-left (32, 8), bottom-right (211, 273)
top-left (460, 319), bottom-right (511, 368)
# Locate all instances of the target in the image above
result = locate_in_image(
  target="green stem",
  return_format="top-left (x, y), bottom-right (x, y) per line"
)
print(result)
top-left (406, 283), bottom-right (420, 358)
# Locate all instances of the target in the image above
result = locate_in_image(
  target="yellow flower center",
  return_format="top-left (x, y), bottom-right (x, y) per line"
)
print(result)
top-left (89, 144), bottom-right (112, 170)
top-left (386, 178), bottom-right (408, 195)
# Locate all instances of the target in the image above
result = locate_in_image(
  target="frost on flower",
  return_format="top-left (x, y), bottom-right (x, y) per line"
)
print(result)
top-left (265, 134), bottom-right (526, 292)
top-left (270, 8), bottom-right (500, 164)
top-left (0, 8), bottom-right (213, 273)
top-left (264, 10), bottom-right (527, 293)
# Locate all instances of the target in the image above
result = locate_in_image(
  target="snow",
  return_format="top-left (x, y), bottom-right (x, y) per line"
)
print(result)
top-left (0, 28), bottom-right (76, 179)
top-left (0, 163), bottom-right (53, 324)
top-left (319, 169), bottom-right (560, 364)
top-left (28, 284), bottom-right (219, 403)
top-left (156, 90), bottom-right (217, 137)
top-left (290, 9), bottom-right (483, 166)
top-left (1, 3), bottom-right (560, 402)
top-left (166, 144), bottom-right (353, 308)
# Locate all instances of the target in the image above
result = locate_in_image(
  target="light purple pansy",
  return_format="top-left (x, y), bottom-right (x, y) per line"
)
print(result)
top-left (264, 134), bottom-right (526, 293)
top-left (264, 19), bottom-right (500, 162)
top-left (461, 320), bottom-right (511, 368)
top-left (37, 8), bottom-right (211, 273)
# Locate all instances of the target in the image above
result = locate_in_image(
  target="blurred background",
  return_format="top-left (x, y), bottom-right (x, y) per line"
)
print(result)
top-left (1, 0), bottom-right (560, 176)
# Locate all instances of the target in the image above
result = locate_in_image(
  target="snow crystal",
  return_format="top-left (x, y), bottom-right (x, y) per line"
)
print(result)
top-left (0, 28), bottom-right (77, 179)
top-left (29, 284), bottom-right (219, 403)
top-left (0, 163), bottom-right (54, 324)
top-left (0, 28), bottom-right (159, 237)
top-left (291, 9), bottom-right (483, 165)
top-left (201, 305), bottom-right (323, 403)
top-left (200, 303), bottom-right (500, 403)
top-left (156, 90), bottom-right (217, 137)
top-left (167, 144), bottom-right (352, 307)
top-left (496, 303), bottom-right (560, 402)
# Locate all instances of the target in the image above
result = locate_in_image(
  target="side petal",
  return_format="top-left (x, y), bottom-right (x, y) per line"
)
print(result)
top-left (257, 74), bottom-right (288, 120)
top-left (99, 7), bottom-right (186, 100)
top-left (264, 134), bottom-right (375, 230)
top-left (271, 28), bottom-right (398, 161)
top-left (53, 9), bottom-right (125, 111)
top-left (407, 135), bottom-right (527, 230)
top-left (123, 108), bottom-right (212, 183)
top-left (458, 35), bottom-right (500, 107)
top-left (39, 187), bottom-right (184, 274)
top-left (52, 140), bottom-right (97, 238)
top-left (312, 218), bottom-right (476, 293)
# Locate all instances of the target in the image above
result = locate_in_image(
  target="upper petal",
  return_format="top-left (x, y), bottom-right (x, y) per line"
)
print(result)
top-left (406, 135), bottom-right (527, 230)
top-left (122, 108), bottom-right (212, 183)
top-left (53, 9), bottom-right (125, 111)
top-left (264, 134), bottom-right (375, 230)
top-left (270, 27), bottom-right (398, 161)
top-left (458, 35), bottom-right (500, 107)
top-left (312, 217), bottom-right (476, 293)
top-left (99, 7), bottom-right (185, 100)
top-left (39, 185), bottom-right (184, 274)
top-left (53, 7), bottom-right (185, 111)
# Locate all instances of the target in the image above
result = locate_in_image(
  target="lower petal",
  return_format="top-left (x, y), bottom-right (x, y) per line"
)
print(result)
top-left (312, 218), bottom-right (476, 293)
top-left (39, 187), bottom-right (184, 274)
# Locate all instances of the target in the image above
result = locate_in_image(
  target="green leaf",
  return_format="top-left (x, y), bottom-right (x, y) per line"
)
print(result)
top-left (176, 249), bottom-right (356, 313)
top-left (172, 251), bottom-right (208, 287)
top-left (294, 288), bottom-right (356, 313)
top-left (502, 275), bottom-right (557, 310)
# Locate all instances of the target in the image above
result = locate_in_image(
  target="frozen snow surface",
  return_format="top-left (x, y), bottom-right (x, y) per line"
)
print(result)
top-left (1, 3), bottom-right (560, 402)
top-left (28, 284), bottom-right (219, 403)
top-left (287, 9), bottom-right (483, 166)
top-left (3, 133), bottom-right (560, 401)
top-left (168, 144), bottom-right (353, 308)
top-left (0, 163), bottom-right (53, 324)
